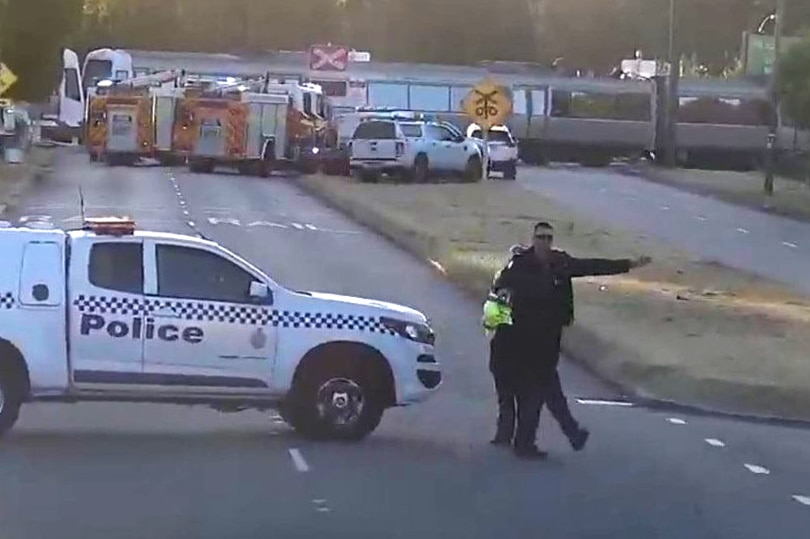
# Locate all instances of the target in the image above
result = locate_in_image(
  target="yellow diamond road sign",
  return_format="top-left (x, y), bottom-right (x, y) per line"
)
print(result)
top-left (462, 78), bottom-right (512, 130)
top-left (0, 63), bottom-right (18, 96)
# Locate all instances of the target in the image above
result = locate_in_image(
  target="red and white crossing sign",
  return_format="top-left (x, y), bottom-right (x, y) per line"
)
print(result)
top-left (308, 44), bottom-right (350, 72)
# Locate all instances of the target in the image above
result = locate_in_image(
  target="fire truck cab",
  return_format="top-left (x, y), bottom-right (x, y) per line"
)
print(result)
top-left (85, 71), bottom-right (184, 166)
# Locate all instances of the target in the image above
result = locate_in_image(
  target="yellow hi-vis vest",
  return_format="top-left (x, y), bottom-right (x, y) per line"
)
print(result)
top-left (482, 292), bottom-right (513, 331)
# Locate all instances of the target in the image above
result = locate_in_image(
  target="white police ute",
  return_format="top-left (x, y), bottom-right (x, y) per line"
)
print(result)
top-left (0, 217), bottom-right (440, 440)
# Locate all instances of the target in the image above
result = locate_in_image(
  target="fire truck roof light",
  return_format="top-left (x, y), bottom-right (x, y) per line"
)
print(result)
top-left (83, 217), bottom-right (136, 236)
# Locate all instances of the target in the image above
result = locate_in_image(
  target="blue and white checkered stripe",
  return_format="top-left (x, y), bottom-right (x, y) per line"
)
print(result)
top-left (0, 292), bottom-right (14, 309)
top-left (72, 294), bottom-right (396, 334)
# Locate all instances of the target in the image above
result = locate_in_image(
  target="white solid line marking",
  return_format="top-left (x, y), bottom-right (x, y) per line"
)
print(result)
top-left (667, 417), bottom-right (687, 425)
top-left (305, 224), bottom-right (318, 230)
top-left (792, 495), bottom-right (810, 506)
top-left (429, 259), bottom-right (447, 275)
top-left (695, 216), bottom-right (708, 221)
top-left (705, 438), bottom-right (725, 447)
top-left (736, 228), bottom-right (749, 234)
top-left (291, 222), bottom-right (304, 229)
top-left (744, 464), bottom-right (770, 475)
top-left (782, 241), bottom-right (798, 249)
top-left (288, 448), bottom-right (310, 472)
top-left (576, 399), bottom-right (634, 407)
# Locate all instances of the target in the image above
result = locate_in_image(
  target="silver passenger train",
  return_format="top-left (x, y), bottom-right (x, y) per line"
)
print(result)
top-left (129, 49), bottom-right (809, 168)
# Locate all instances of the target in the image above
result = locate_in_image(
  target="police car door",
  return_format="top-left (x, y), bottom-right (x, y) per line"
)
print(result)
top-left (69, 239), bottom-right (146, 387)
top-left (141, 240), bottom-right (276, 393)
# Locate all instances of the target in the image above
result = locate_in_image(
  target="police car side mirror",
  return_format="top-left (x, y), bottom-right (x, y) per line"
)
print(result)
top-left (249, 281), bottom-right (273, 305)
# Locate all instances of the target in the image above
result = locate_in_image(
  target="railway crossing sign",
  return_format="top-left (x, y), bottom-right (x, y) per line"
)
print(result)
top-left (462, 79), bottom-right (511, 129)
top-left (0, 63), bottom-right (18, 96)
top-left (309, 44), bottom-right (350, 72)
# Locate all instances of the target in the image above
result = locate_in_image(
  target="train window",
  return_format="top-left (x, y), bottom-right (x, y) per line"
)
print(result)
top-left (677, 96), bottom-right (771, 126)
top-left (551, 90), bottom-right (650, 121)
top-left (510, 90), bottom-right (527, 115)
top-left (368, 82), bottom-right (408, 109)
top-left (451, 87), bottom-right (472, 112)
top-left (311, 80), bottom-right (347, 97)
top-left (530, 90), bottom-right (546, 116)
top-left (409, 85), bottom-right (450, 112)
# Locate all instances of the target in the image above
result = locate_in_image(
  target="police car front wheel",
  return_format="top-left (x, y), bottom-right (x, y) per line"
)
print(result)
top-left (0, 372), bottom-right (22, 438)
top-left (287, 365), bottom-right (384, 441)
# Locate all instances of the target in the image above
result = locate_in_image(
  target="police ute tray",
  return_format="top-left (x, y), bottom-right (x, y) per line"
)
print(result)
top-left (83, 216), bottom-right (136, 236)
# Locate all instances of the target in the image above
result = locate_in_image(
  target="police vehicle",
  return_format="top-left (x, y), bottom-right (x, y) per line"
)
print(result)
top-left (0, 217), bottom-right (440, 440)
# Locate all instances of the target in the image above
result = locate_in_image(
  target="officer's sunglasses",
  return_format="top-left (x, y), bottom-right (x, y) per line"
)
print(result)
top-left (534, 233), bottom-right (553, 241)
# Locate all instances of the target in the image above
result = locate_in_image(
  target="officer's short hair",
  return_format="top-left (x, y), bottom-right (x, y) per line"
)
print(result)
top-left (534, 221), bottom-right (554, 233)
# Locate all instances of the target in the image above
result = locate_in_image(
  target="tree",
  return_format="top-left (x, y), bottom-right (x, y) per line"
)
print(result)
top-left (0, 0), bottom-right (84, 100)
top-left (779, 34), bottom-right (810, 178)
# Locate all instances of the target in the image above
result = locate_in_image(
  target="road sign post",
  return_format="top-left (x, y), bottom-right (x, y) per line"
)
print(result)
top-left (461, 79), bottom-right (512, 180)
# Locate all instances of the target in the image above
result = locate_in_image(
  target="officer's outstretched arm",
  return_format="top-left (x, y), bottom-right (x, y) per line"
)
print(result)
top-left (567, 256), bottom-right (633, 278)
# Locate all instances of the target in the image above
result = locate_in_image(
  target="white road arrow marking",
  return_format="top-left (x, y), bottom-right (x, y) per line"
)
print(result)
top-left (247, 221), bottom-right (288, 228)
top-left (207, 217), bottom-right (241, 226)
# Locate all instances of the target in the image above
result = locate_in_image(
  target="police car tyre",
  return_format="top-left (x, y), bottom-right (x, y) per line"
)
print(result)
top-left (504, 161), bottom-right (517, 180)
top-left (288, 358), bottom-right (385, 441)
top-left (412, 154), bottom-right (429, 184)
top-left (359, 170), bottom-right (379, 183)
top-left (464, 156), bottom-right (482, 183)
top-left (0, 371), bottom-right (22, 438)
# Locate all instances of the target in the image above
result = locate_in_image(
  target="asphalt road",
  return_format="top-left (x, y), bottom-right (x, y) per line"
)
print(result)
top-left (519, 166), bottom-right (810, 295)
top-left (1, 149), bottom-right (809, 538)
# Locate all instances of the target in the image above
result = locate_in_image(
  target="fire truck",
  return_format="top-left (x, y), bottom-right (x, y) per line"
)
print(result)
top-left (181, 77), bottom-right (334, 176)
top-left (84, 71), bottom-right (184, 166)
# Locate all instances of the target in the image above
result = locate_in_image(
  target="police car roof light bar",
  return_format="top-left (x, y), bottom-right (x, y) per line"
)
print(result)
top-left (83, 217), bottom-right (136, 236)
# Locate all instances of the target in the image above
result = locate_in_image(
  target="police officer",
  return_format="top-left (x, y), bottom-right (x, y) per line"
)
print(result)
top-left (491, 221), bottom-right (650, 459)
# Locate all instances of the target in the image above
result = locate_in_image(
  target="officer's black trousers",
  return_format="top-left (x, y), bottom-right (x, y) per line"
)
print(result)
top-left (492, 369), bottom-right (517, 442)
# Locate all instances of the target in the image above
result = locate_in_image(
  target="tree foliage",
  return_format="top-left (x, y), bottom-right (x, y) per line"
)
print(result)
top-left (779, 35), bottom-right (810, 130)
top-left (1, 0), bottom-right (809, 99)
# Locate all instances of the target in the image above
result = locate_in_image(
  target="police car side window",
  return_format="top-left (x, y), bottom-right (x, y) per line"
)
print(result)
top-left (156, 245), bottom-right (254, 304)
top-left (89, 243), bottom-right (144, 294)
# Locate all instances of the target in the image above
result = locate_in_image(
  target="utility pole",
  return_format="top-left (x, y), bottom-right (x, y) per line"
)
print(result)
top-left (664, 0), bottom-right (680, 168)
top-left (764, 0), bottom-right (785, 196)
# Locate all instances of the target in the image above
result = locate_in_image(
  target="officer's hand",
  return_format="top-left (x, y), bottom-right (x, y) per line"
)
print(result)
top-left (631, 255), bottom-right (652, 269)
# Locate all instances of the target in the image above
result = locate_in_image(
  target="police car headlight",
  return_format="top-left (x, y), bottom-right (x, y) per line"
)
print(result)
top-left (311, 147), bottom-right (320, 155)
top-left (381, 317), bottom-right (434, 345)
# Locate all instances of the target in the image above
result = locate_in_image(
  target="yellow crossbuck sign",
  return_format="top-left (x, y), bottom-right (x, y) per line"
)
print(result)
top-left (0, 63), bottom-right (18, 96)
top-left (461, 78), bottom-right (512, 129)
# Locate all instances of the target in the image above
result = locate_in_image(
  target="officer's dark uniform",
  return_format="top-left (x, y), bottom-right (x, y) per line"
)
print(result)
top-left (491, 247), bottom-right (632, 455)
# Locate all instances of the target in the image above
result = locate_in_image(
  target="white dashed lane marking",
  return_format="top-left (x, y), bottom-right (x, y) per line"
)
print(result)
top-left (782, 241), bottom-right (798, 249)
top-left (736, 228), bottom-right (749, 234)
top-left (575, 399), bottom-right (633, 407)
top-left (288, 448), bottom-right (310, 472)
top-left (792, 495), bottom-right (810, 506)
top-left (704, 438), bottom-right (725, 448)
top-left (695, 215), bottom-right (708, 222)
top-left (667, 418), bottom-right (687, 425)
top-left (743, 464), bottom-right (771, 475)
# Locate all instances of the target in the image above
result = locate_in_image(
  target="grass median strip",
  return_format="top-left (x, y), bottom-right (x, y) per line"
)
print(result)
top-left (296, 174), bottom-right (810, 421)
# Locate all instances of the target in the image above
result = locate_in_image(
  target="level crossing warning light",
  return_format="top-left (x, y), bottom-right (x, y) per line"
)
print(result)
top-left (83, 217), bottom-right (136, 236)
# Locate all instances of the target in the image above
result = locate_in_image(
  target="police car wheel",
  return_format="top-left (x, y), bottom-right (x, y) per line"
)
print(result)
top-left (0, 373), bottom-right (22, 438)
top-left (289, 366), bottom-right (384, 441)
top-left (464, 156), bottom-right (482, 183)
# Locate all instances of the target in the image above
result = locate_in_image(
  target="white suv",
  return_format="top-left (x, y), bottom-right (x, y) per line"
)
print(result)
top-left (350, 118), bottom-right (483, 183)
top-left (467, 124), bottom-right (519, 180)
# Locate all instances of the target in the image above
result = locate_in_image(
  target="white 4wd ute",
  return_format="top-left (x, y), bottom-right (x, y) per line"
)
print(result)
top-left (467, 124), bottom-right (519, 180)
top-left (0, 218), bottom-right (440, 440)
top-left (349, 118), bottom-right (483, 183)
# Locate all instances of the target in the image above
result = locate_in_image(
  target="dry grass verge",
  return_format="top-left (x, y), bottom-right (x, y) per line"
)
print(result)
top-left (296, 174), bottom-right (810, 420)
